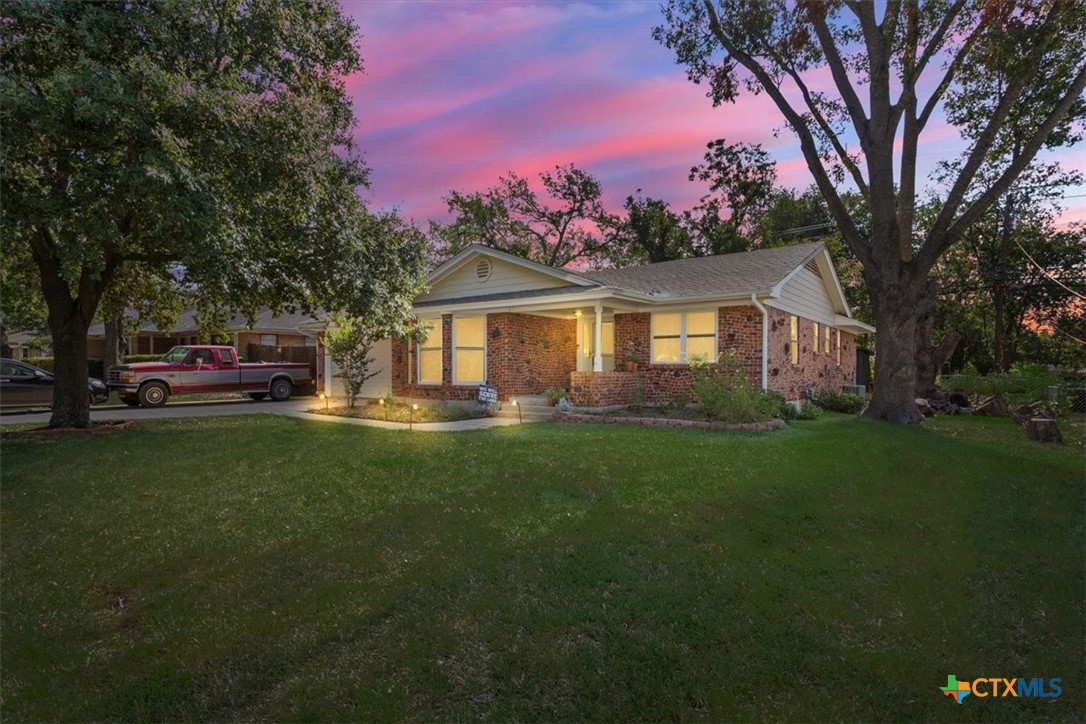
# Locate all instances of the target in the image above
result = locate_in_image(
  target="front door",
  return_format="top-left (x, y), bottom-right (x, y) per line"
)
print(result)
top-left (577, 318), bottom-right (615, 372)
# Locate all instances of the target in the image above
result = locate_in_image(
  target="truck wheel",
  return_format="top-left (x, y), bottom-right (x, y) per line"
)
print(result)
top-left (120, 394), bottom-right (140, 407)
top-left (138, 382), bottom-right (169, 408)
top-left (247, 392), bottom-right (267, 401)
top-left (269, 379), bottom-right (293, 402)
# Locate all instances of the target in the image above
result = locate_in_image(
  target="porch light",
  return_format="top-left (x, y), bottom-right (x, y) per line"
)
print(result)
top-left (511, 399), bottom-right (522, 423)
top-left (574, 309), bottom-right (583, 318)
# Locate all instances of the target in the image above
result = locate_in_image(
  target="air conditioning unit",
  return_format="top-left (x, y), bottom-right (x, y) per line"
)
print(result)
top-left (842, 384), bottom-right (866, 398)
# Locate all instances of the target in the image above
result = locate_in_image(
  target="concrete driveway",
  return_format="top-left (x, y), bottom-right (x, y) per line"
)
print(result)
top-left (0, 397), bottom-right (315, 426)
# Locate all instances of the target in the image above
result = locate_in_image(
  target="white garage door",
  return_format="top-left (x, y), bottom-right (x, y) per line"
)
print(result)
top-left (328, 337), bottom-right (393, 400)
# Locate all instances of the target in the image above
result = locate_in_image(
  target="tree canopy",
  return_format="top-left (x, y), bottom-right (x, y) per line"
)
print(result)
top-left (1, 0), bottom-right (426, 427)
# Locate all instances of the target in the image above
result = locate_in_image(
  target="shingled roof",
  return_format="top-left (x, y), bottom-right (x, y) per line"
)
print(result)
top-left (582, 242), bottom-right (824, 298)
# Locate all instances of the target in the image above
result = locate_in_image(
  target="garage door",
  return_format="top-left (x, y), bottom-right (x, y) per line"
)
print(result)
top-left (328, 338), bottom-right (393, 400)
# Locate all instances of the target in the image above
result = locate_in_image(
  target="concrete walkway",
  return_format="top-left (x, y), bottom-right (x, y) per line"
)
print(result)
top-left (290, 411), bottom-right (535, 432)
top-left (1, 398), bottom-right (543, 432)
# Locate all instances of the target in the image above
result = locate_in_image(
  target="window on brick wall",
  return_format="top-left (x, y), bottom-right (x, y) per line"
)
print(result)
top-left (651, 310), bottom-right (716, 363)
top-left (812, 322), bottom-right (819, 355)
top-left (835, 329), bottom-right (841, 365)
top-left (453, 316), bottom-right (486, 384)
top-left (418, 317), bottom-right (442, 384)
top-left (824, 325), bottom-right (831, 354)
top-left (790, 315), bottom-right (799, 365)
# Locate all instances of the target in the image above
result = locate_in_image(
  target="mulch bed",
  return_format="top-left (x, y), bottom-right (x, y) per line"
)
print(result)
top-left (1, 421), bottom-right (134, 439)
top-left (556, 412), bottom-right (785, 432)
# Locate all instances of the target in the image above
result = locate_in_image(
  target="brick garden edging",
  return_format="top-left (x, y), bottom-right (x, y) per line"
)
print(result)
top-left (555, 412), bottom-right (785, 432)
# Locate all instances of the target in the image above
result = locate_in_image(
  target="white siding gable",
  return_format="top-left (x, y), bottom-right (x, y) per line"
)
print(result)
top-left (417, 256), bottom-right (582, 303)
top-left (768, 264), bottom-right (839, 325)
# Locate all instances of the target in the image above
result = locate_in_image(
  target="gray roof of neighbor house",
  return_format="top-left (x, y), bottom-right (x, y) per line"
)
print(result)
top-left (580, 242), bottom-right (823, 298)
top-left (87, 308), bottom-right (325, 337)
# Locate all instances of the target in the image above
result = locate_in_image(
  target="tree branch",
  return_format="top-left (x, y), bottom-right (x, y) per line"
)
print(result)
top-left (918, 61), bottom-right (1086, 270)
top-left (803, 4), bottom-right (871, 146)
top-left (926, 9), bottom-right (1070, 253)
top-left (702, 0), bottom-right (872, 268)
top-left (771, 55), bottom-right (870, 195)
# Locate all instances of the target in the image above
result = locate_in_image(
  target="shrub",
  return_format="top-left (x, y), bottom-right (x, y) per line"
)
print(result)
top-left (123, 354), bottom-right (163, 364)
top-left (691, 355), bottom-right (780, 423)
top-left (794, 402), bottom-right (822, 420)
top-left (24, 356), bottom-right (104, 379)
top-left (939, 365), bottom-right (1060, 403)
top-left (813, 390), bottom-right (866, 414)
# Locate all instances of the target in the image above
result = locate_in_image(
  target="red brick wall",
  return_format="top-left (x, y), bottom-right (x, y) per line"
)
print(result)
top-left (765, 306), bottom-right (857, 400)
top-left (486, 313), bottom-right (576, 398)
top-left (391, 312), bottom-right (576, 401)
top-left (569, 371), bottom-right (640, 407)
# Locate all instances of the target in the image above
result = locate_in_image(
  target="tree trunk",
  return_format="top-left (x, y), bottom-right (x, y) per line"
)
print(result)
top-left (103, 318), bottom-right (122, 371)
top-left (864, 283), bottom-right (925, 424)
top-left (48, 308), bottom-right (93, 428)
top-left (914, 278), bottom-right (962, 393)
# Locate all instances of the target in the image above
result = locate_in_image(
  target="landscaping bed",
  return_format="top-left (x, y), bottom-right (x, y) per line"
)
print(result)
top-left (308, 401), bottom-right (491, 423)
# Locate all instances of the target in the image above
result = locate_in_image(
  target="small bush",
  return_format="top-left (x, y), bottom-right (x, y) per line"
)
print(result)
top-left (123, 354), bottom-right (163, 364)
top-left (691, 355), bottom-right (780, 423)
top-left (794, 402), bottom-right (822, 420)
top-left (813, 390), bottom-right (866, 414)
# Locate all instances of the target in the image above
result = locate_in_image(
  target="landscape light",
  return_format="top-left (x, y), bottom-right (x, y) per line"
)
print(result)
top-left (410, 403), bottom-right (418, 430)
top-left (512, 399), bottom-right (522, 423)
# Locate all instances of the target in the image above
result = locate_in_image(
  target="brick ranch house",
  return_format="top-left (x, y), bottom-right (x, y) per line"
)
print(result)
top-left (338, 242), bottom-right (874, 407)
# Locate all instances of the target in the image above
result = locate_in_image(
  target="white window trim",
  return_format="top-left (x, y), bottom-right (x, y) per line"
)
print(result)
top-left (452, 315), bottom-right (487, 385)
top-left (417, 317), bottom-right (443, 385)
top-left (650, 310), bottom-right (718, 365)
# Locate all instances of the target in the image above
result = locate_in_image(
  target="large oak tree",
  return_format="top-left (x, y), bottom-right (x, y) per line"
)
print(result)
top-left (1, 0), bottom-right (425, 428)
top-left (657, 0), bottom-right (1086, 422)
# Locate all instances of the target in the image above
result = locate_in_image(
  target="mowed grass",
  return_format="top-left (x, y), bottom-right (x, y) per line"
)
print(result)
top-left (1, 414), bottom-right (1082, 721)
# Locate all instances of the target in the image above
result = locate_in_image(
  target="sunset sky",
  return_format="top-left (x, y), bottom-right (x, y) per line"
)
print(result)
top-left (340, 0), bottom-right (1085, 228)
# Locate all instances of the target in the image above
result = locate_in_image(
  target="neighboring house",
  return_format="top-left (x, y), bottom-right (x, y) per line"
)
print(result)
top-left (5, 332), bottom-right (52, 361)
top-left (86, 308), bottom-right (321, 357)
top-left (359, 242), bottom-right (873, 406)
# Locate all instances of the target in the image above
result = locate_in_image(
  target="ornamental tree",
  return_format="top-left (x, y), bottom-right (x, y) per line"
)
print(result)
top-left (656, 0), bottom-right (1086, 422)
top-left (1, 0), bottom-right (425, 427)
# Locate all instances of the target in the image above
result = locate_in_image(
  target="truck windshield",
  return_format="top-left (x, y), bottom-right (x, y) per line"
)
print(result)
top-left (161, 347), bottom-right (191, 363)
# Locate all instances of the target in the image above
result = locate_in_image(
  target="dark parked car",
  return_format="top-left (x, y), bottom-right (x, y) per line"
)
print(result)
top-left (0, 359), bottom-right (109, 409)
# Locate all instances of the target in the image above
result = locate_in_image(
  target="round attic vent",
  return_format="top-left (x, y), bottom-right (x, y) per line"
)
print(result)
top-left (475, 258), bottom-right (492, 282)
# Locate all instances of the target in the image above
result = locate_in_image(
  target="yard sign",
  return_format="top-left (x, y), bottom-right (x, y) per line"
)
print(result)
top-left (478, 384), bottom-right (498, 404)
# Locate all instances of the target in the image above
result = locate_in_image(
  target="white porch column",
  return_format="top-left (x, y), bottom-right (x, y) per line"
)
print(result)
top-left (593, 302), bottom-right (604, 372)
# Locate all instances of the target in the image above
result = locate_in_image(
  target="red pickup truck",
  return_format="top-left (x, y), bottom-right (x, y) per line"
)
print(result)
top-left (107, 345), bottom-right (314, 408)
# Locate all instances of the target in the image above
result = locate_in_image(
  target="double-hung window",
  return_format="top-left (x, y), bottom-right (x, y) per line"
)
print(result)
top-left (824, 326), bottom-right (831, 354)
top-left (651, 311), bottom-right (716, 364)
top-left (812, 322), bottom-right (819, 355)
top-left (418, 318), bottom-right (443, 384)
top-left (454, 316), bottom-right (486, 384)
top-left (835, 329), bottom-right (841, 366)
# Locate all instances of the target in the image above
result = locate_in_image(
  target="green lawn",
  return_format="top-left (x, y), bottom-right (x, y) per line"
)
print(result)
top-left (1, 414), bottom-right (1082, 721)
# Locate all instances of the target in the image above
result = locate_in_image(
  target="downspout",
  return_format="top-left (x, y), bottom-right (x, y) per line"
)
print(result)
top-left (750, 294), bottom-right (768, 391)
